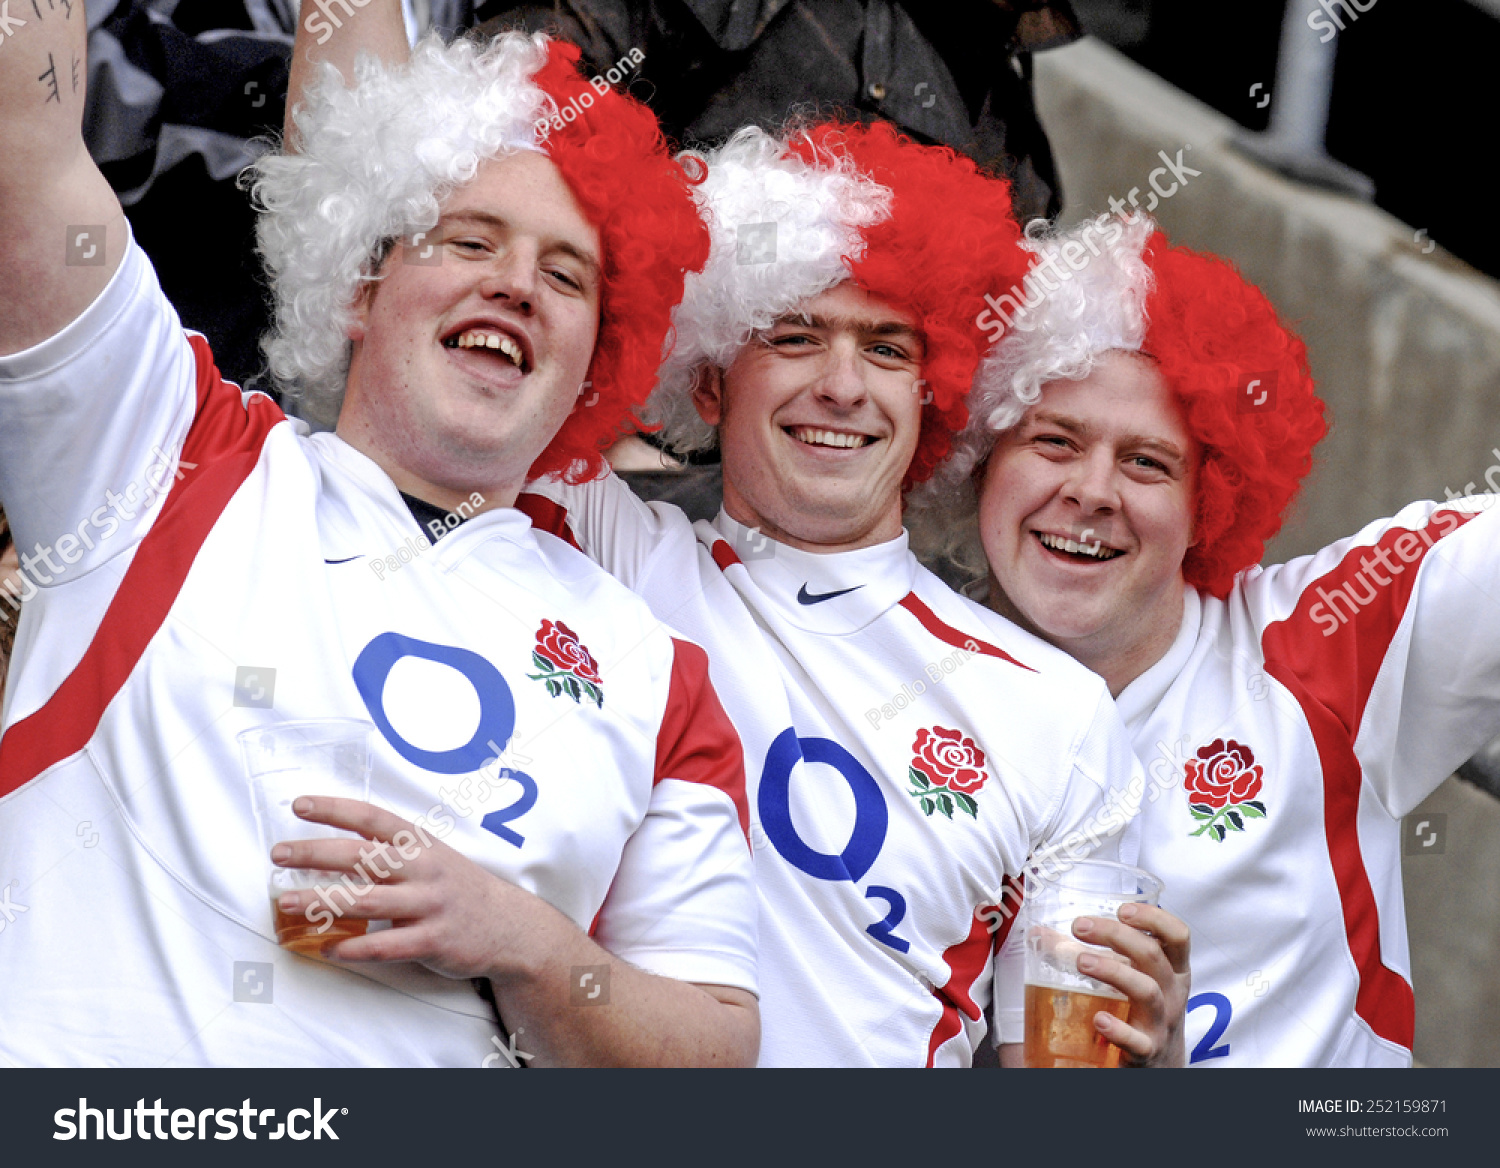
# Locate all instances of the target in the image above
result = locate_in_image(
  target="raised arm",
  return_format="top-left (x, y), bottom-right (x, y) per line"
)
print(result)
top-left (285, 0), bottom-right (409, 145)
top-left (0, 0), bottom-right (125, 355)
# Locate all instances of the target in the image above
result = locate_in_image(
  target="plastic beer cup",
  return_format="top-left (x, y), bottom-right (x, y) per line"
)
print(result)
top-left (240, 719), bottom-right (373, 955)
top-left (1021, 858), bottom-right (1164, 1068)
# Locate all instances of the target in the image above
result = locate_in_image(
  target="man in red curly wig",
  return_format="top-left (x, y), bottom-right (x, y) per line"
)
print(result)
top-left (913, 212), bottom-right (1500, 1067)
top-left (0, 3), bottom-right (761, 1066)
top-left (515, 120), bottom-right (1195, 1066)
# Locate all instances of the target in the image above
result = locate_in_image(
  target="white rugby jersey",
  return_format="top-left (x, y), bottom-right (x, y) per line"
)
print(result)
top-left (519, 474), bottom-right (1143, 1066)
top-left (996, 498), bottom-right (1500, 1066)
top-left (0, 238), bottom-right (756, 1067)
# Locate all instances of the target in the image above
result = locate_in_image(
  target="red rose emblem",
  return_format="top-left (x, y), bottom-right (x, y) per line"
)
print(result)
top-left (534, 620), bottom-right (602, 685)
top-left (1183, 738), bottom-right (1263, 810)
top-left (913, 727), bottom-right (988, 795)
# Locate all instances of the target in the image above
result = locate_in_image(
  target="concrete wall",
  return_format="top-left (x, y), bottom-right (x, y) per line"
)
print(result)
top-left (1034, 38), bottom-right (1500, 1067)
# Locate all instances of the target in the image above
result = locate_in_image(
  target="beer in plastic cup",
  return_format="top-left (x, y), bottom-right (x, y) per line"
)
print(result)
top-left (1021, 858), bottom-right (1164, 1068)
top-left (240, 719), bottom-right (373, 955)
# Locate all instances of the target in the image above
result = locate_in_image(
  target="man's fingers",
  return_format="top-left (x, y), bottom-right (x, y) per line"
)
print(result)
top-left (1073, 916), bottom-right (1170, 980)
top-left (1095, 1011), bottom-right (1156, 1063)
top-left (277, 881), bottom-right (417, 919)
top-left (290, 795), bottom-right (415, 842)
top-left (1077, 951), bottom-right (1162, 1015)
top-left (270, 835), bottom-right (410, 878)
top-left (1118, 903), bottom-right (1191, 971)
top-left (271, 836), bottom-right (367, 873)
top-left (318, 925), bottom-right (440, 966)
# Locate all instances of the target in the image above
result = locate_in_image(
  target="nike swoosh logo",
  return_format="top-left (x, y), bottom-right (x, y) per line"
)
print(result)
top-left (324, 555), bottom-right (363, 565)
top-left (797, 583), bottom-right (863, 606)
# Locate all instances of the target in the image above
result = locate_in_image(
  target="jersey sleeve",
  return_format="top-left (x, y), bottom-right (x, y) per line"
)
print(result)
top-left (988, 686), bottom-right (1146, 1048)
top-left (591, 637), bottom-right (757, 994)
top-left (1253, 496), bottom-right (1500, 819)
top-left (993, 918), bottom-right (1027, 1047)
top-left (517, 470), bottom-right (688, 591)
top-left (0, 232), bottom-right (199, 575)
top-left (1028, 684), bottom-right (1144, 870)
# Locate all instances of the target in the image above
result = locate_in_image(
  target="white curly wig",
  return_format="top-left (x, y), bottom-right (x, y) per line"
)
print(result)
top-left (641, 125), bottom-right (894, 453)
top-left (907, 212), bottom-right (1156, 581)
top-left (246, 33), bottom-right (554, 426)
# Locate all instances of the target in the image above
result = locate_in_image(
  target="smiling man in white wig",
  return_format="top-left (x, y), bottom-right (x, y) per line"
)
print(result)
top-left (0, 6), bottom-right (759, 1065)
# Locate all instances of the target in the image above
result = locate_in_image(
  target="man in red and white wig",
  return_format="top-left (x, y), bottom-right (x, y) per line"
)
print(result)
top-left (0, 11), bottom-right (760, 1066)
top-left (912, 212), bottom-right (1500, 1066)
top-left (523, 124), bottom-right (1194, 1067)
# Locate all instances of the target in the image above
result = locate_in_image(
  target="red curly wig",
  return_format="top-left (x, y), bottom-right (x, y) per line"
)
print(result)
top-left (1142, 233), bottom-right (1329, 597)
top-left (785, 123), bottom-right (1030, 490)
top-left (528, 41), bottom-right (710, 483)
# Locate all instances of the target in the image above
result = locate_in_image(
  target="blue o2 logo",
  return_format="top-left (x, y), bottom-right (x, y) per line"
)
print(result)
top-left (757, 728), bottom-right (910, 952)
top-left (352, 632), bottom-right (535, 848)
top-left (758, 729), bottom-right (886, 881)
top-left (352, 633), bottom-right (515, 772)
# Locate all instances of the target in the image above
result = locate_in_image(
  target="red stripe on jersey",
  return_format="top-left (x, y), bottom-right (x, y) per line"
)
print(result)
top-left (654, 637), bottom-right (750, 842)
top-left (898, 594), bottom-right (1036, 673)
top-left (709, 538), bottom-right (741, 573)
top-left (0, 336), bottom-right (282, 798)
top-left (513, 492), bottom-right (583, 552)
top-left (988, 875), bottom-right (1025, 955)
top-left (924, 898), bottom-right (1012, 1067)
top-left (1260, 508), bottom-right (1476, 1052)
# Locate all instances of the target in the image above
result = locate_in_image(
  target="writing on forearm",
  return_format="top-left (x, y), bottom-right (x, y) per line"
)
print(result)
top-left (38, 50), bottom-right (59, 102)
top-left (27, 0), bottom-right (74, 18)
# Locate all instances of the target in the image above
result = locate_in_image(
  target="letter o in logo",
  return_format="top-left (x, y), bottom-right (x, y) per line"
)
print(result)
top-left (352, 633), bottom-right (515, 773)
top-left (757, 729), bottom-right (887, 883)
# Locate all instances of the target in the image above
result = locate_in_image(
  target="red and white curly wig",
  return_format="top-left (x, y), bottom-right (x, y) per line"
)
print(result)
top-left (644, 120), bottom-right (1029, 490)
top-left (913, 214), bottom-right (1329, 597)
top-left (250, 32), bottom-right (709, 482)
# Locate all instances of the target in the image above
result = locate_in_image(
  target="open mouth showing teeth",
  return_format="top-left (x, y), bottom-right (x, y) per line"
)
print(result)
top-left (444, 329), bottom-right (526, 370)
top-left (787, 427), bottom-right (874, 450)
top-left (1037, 532), bottom-right (1124, 561)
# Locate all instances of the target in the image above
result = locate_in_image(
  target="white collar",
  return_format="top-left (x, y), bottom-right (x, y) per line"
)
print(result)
top-left (706, 510), bottom-right (916, 635)
top-left (308, 432), bottom-right (534, 560)
top-left (1115, 586), bottom-right (1200, 729)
